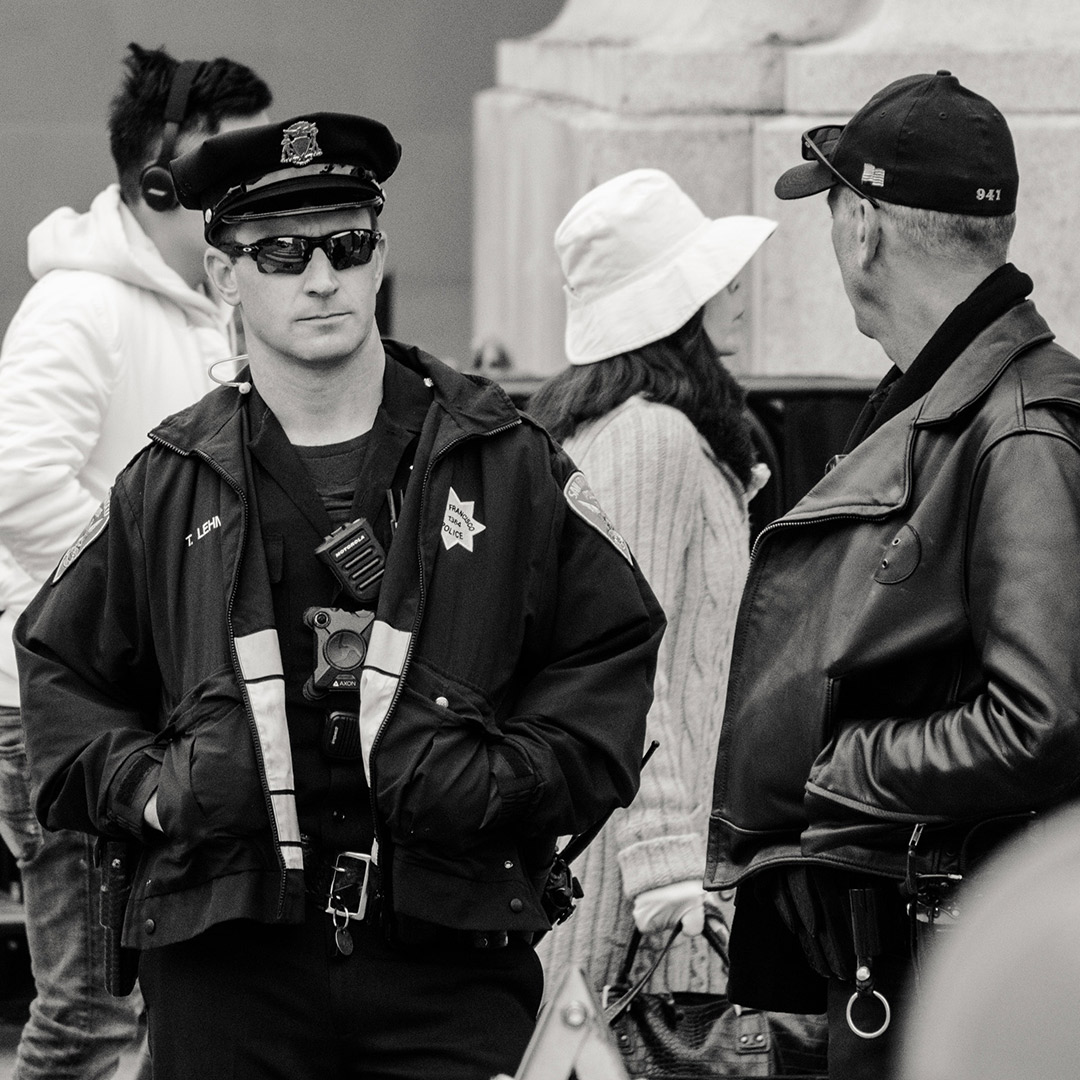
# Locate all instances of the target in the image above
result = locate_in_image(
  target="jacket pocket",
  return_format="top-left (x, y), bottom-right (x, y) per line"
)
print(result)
top-left (378, 661), bottom-right (497, 849)
top-left (155, 668), bottom-right (269, 841)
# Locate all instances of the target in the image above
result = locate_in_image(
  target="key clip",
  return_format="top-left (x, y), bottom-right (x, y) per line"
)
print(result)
top-left (325, 851), bottom-right (371, 923)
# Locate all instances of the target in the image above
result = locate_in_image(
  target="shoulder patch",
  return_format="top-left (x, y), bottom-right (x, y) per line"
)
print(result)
top-left (53, 494), bottom-right (110, 583)
top-left (563, 471), bottom-right (632, 565)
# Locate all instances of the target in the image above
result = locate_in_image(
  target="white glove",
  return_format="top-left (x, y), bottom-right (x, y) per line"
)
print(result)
top-left (632, 880), bottom-right (712, 936)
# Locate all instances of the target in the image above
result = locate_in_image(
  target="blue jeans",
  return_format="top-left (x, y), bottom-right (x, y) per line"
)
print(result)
top-left (0, 705), bottom-right (150, 1080)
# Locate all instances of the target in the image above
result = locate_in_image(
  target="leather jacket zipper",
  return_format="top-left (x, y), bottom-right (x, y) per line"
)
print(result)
top-left (719, 511), bottom-right (880, 801)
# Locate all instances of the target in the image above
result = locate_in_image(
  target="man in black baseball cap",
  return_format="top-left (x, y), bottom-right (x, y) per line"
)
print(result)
top-left (707, 72), bottom-right (1080, 1079)
top-left (775, 70), bottom-right (1018, 214)
top-left (16, 108), bottom-right (664, 1080)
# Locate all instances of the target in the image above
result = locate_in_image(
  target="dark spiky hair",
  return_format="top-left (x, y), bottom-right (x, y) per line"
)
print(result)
top-left (107, 42), bottom-right (272, 207)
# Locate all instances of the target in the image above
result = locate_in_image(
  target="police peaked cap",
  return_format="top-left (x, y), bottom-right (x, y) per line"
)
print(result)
top-left (171, 112), bottom-right (402, 240)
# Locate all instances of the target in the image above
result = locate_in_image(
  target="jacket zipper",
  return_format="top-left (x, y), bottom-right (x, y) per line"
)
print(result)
top-left (149, 433), bottom-right (290, 920)
top-left (719, 511), bottom-right (883, 800)
top-left (365, 418), bottom-right (522, 885)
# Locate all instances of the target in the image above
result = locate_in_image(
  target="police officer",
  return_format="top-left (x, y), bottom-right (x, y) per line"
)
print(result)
top-left (15, 113), bottom-right (665, 1080)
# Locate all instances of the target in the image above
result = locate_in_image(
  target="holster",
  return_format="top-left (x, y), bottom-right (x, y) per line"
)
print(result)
top-left (539, 854), bottom-right (583, 927)
top-left (98, 838), bottom-right (140, 997)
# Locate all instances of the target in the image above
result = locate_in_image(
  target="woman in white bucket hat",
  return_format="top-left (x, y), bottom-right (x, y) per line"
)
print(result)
top-left (530, 168), bottom-right (776, 1002)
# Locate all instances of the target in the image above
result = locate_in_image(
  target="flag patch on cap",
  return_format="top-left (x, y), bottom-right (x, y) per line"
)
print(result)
top-left (861, 164), bottom-right (886, 188)
top-left (563, 471), bottom-right (631, 564)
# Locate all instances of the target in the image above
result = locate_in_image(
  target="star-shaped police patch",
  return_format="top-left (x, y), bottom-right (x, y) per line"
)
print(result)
top-left (440, 487), bottom-right (486, 552)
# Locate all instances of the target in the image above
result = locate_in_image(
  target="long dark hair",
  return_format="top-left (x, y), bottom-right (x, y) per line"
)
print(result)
top-left (527, 308), bottom-right (757, 486)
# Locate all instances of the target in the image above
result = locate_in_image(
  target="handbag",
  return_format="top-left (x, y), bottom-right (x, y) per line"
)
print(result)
top-left (602, 913), bottom-right (828, 1079)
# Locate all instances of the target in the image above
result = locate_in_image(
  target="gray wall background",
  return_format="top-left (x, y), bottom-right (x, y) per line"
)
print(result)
top-left (0, 0), bottom-right (563, 368)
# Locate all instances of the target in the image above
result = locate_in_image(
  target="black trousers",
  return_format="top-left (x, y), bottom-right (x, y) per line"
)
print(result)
top-left (139, 905), bottom-right (544, 1080)
top-left (776, 868), bottom-right (915, 1080)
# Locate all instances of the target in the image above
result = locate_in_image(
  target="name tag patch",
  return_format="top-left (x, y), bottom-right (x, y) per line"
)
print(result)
top-left (563, 471), bottom-right (631, 565)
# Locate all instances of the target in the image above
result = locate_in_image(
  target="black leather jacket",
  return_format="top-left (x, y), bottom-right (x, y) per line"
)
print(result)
top-left (708, 302), bottom-right (1080, 890)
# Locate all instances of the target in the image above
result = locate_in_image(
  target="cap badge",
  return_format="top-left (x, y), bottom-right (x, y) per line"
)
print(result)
top-left (861, 163), bottom-right (886, 188)
top-left (281, 120), bottom-right (323, 167)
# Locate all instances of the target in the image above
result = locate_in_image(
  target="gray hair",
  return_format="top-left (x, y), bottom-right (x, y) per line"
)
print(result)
top-left (835, 187), bottom-right (1015, 264)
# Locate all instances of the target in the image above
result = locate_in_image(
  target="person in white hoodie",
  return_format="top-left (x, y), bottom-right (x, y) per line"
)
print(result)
top-left (0, 43), bottom-right (271, 1080)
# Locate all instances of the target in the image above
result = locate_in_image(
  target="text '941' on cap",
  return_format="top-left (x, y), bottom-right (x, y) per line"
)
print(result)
top-left (774, 70), bottom-right (1018, 216)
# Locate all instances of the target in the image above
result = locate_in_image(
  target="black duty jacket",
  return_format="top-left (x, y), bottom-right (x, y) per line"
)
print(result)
top-left (17, 343), bottom-right (665, 951)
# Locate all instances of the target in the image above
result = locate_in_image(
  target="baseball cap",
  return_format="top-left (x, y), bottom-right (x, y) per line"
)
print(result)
top-left (775, 71), bottom-right (1018, 216)
top-left (171, 112), bottom-right (402, 241)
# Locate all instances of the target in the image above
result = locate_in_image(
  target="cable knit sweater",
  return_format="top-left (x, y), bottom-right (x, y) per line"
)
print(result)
top-left (536, 395), bottom-right (754, 999)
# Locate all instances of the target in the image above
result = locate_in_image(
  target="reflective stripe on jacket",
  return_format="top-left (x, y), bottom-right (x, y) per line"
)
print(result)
top-left (18, 342), bottom-right (665, 949)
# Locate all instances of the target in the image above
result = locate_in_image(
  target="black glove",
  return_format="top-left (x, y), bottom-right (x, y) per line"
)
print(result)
top-left (765, 866), bottom-right (856, 981)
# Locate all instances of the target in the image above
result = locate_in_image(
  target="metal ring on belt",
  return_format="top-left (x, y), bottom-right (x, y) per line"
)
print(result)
top-left (846, 988), bottom-right (891, 1039)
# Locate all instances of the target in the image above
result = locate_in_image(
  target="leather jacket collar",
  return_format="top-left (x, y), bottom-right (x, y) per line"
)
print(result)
top-left (775, 302), bottom-right (1055, 525)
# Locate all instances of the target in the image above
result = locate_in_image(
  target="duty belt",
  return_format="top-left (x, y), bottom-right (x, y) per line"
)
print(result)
top-left (301, 838), bottom-right (527, 952)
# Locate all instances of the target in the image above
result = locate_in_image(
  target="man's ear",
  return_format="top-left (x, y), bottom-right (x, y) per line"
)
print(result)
top-left (856, 200), bottom-right (882, 270)
top-left (372, 231), bottom-right (388, 294)
top-left (205, 247), bottom-right (241, 307)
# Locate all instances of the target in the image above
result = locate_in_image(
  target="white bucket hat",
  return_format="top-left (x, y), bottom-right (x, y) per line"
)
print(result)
top-left (555, 169), bottom-right (777, 365)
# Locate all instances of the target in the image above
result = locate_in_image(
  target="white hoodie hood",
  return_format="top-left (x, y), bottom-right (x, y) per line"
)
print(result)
top-left (28, 184), bottom-right (227, 330)
top-left (0, 184), bottom-right (236, 704)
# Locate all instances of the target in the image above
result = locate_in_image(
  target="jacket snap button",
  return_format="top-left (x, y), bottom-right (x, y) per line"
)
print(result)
top-left (509, 897), bottom-right (524, 913)
top-left (435, 695), bottom-right (449, 707)
top-left (892, 537), bottom-right (901, 545)
top-left (881, 559), bottom-right (889, 568)
top-left (504, 859), bottom-right (514, 869)
top-left (144, 919), bottom-right (156, 935)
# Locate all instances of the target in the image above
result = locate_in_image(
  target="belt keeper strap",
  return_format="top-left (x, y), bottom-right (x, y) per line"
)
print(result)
top-left (846, 887), bottom-right (891, 1039)
top-left (849, 887), bottom-right (880, 991)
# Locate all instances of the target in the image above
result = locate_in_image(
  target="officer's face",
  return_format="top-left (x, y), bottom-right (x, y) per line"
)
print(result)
top-left (208, 207), bottom-right (387, 372)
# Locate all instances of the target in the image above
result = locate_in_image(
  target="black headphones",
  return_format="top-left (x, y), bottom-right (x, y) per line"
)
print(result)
top-left (139, 59), bottom-right (205, 212)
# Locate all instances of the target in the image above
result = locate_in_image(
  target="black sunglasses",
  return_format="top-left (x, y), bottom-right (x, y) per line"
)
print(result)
top-left (801, 126), bottom-right (880, 209)
top-left (221, 228), bottom-right (382, 275)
